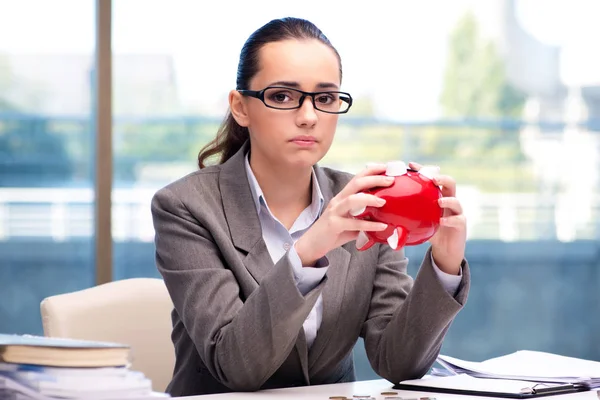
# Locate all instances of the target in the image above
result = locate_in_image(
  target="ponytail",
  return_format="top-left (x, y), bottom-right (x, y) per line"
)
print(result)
top-left (197, 112), bottom-right (249, 169)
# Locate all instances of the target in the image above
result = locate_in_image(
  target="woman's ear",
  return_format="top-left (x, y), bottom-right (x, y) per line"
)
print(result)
top-left (229, 90), bottom-right (250, 127)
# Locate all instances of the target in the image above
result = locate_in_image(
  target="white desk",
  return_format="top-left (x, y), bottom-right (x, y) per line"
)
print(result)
top-left (176, 379), bottom-right (599, 399)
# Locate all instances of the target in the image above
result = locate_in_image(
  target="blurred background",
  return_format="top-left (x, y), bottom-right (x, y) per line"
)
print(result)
top-left (0, 0), bottom-right (598, 380)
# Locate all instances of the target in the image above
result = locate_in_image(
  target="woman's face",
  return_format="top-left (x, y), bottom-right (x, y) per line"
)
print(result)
top-left (232, 39), bottom-right (342, 170)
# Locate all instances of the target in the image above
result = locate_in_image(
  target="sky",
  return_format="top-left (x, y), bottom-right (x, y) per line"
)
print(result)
top-left (0, 0), bottom-right (598, 118)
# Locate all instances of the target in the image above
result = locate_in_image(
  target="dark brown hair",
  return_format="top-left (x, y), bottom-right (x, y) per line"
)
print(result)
top-left (197, 17), bottom-right (342, 168)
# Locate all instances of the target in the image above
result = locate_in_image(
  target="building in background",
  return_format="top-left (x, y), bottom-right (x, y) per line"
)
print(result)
top-left (494, 0), bottom-right (600, 241)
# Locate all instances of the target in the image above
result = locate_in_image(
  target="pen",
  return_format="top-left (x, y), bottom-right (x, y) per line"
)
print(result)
top-left (521, 383), bottom-right (587, 395)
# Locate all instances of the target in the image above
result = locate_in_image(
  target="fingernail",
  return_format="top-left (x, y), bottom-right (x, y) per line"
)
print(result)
top-left (385, 176), bottom-right (394, 182)
top-left (377, 197), bottom-right (386, 205)
top-left (438, 198), bottom-right (445, 205)
top-left (366, 162), bottom-right (386, 169)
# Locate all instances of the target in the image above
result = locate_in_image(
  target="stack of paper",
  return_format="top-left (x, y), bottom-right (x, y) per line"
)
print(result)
top-left (0, 363), bottom-right (170, 399)
top-left (436, 350), bottom-right (600, 388)
top-left (0, 372), bottom-right (169, 400)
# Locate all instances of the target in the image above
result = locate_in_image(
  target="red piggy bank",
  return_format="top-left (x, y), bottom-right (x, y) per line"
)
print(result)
top-left (351, 161), bottom-right (443, 251)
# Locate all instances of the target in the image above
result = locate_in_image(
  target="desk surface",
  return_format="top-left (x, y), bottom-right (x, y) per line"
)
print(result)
top-left (176, 379), bottom-right (599, 400)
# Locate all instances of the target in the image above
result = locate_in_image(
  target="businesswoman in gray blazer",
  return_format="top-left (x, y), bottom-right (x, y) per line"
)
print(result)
top-left (151, 17), bottom-right (470, 396)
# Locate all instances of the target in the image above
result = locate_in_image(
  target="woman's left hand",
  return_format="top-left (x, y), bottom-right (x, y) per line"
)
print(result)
top-left (409, 162), bottom-right (466, 275)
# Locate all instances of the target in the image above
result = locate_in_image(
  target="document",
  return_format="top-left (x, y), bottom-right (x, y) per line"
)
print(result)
top-left (436, 350), bottom-right (600, 388)
top-left (396, 374), bottom-right (590, 398)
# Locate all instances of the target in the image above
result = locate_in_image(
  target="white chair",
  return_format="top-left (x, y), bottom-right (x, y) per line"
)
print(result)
top-left (40, 278), bottom-right (175, 392)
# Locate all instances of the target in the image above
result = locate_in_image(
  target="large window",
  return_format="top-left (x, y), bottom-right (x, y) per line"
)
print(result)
top-left (0, 0), bottom-right (96, 334)
top-left (1, 0), bottom-right (598, 380)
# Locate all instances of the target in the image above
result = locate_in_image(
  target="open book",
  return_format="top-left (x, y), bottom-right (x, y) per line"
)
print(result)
top-left (0, 334), bottom-right (130, 368)
top-left (435, 350), bottom-right (600, 389)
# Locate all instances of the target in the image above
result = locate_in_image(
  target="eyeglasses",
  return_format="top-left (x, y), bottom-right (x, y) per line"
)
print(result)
top-left (238, 86), bottom-right (353, 114)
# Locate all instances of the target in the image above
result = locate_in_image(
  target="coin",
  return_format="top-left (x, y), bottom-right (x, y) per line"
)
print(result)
top-left (381, 392), bottom-right (398, 396)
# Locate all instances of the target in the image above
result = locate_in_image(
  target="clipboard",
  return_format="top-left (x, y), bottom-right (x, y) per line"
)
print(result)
top-left (393, 374), bottom-right (590, 398)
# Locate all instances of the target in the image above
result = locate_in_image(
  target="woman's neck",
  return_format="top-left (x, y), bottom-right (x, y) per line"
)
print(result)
top-left (249, 154), bottom-right (313, 229)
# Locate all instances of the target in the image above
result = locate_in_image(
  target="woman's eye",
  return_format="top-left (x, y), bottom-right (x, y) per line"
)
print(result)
top-left (270, 92), bottom-right (292, 103)
top-left (317, 94), bottom-right (336, 104)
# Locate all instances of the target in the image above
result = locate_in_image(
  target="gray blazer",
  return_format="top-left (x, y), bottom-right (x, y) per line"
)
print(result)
top-left (151, 143), bottom-right (470, 396)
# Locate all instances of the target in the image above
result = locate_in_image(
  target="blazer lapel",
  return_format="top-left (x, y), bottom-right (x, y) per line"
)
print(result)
top-left (219, 142), bottom-right (273, 283)
top-left (219, 153), bottom-right (351, 378)
top-left (220, 143), bottom-right (311, 382)
top-left (308, 165), bottom-right (352, 369)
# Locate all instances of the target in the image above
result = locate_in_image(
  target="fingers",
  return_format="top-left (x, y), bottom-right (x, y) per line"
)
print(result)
top-left (324, 210), bottom-right (388, 234)
top-left (438, 197), bottom-right (463, 215)
top-left (408, 161), bottom-right (456, 197)
top-left (356, 163), bottom-right (387, 178)
top-left (438, 197), bottom-right (466, 229)
top-left (338, 172), bottom-right (394, 198)
top-left (408, 161), bottom-right (422, 171)
top-left (408, 161), bottom-right (440, 173)
top-left (440, 214), bottom-right (467, 229)
top-left (344, 218), bottom-right (388, 232)
top-left (432, 174), bottom-right (456, 197)
top-left (363, 162), bottom-right (387, 172)
top-left (345, 193), bottom-right (386, 216)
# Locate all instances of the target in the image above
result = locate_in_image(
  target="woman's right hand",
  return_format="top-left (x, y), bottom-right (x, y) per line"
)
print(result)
top-left (294, 164), bottom-right (394, 266)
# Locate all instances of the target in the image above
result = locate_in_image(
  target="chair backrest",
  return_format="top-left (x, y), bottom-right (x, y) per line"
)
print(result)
top-left (40, 278), bottom-right (175, 392)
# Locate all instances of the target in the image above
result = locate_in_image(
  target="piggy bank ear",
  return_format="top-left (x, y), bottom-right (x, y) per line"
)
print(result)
top-left (418, 165), bottom-right (440, 180)
top-left (356, 231), bottom-right (376, 251)
top-left (387, 226), bottom-right (409, 250)
top-left (385, 161), bottom-right (407, 176)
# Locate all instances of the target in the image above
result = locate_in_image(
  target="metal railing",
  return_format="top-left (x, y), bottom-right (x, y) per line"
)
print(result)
top-left (0, 187), bottom-right (599, 242)
top-left (1, 114), bottom-right (599, 242)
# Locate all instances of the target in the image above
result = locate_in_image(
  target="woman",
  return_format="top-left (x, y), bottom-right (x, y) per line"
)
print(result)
top-left (151, 17), bottom-right (469, 396)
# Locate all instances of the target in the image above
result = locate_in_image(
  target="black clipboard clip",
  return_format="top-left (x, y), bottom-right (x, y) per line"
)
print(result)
top-left (520, 382), bottom-right (589, 396)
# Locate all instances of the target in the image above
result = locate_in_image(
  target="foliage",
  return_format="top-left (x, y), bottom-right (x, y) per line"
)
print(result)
top-left (0, 56), bottom-right (74, 186)
top-left (0, 118), bottom-right (74, 186)
top-left (440, 11), bottom-right (526, 118)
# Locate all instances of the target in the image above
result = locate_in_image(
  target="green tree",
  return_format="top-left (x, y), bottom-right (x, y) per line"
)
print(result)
top-left (411, 11), bottom-right (534, 192)
top-left (0, 118), bottom-right (74, 187)
top-left (114, 120), bottom-right (218, 181)
top-left (349, 95), bottom-right (375, 117)
top-left (440, 11), bottom-right (526, 118)
top-left (0, 55), bottom-right (73, 186)
top-left (0, 54), bottom-right (17, 111)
